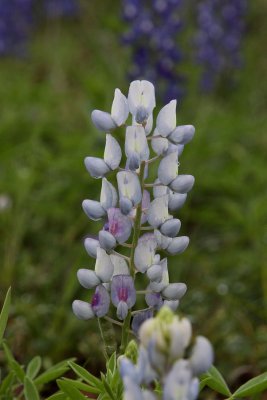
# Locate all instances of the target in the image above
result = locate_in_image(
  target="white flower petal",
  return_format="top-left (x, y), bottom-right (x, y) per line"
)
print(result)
top-left (128, 80), bottom-right (155, 119)
top-left (151, 128), bottom-right (168, 155)
top-left (104, 134), bottom-right (122, 170)
top-left (100, 178), bottom-right (118, 210)
top-left (111, 88), bottom-right (129, 126)
top-left (110, 254), bottom-right (129, 275)
top-left (147, 195), bottom-right (170, 228)
top-left (190, 336), bottom-right (214, 375)
top-left (158, 152), bottom-right (178, 185)
top-left (95, 247), bottom-right (114, 282)
top-left (125, 126), bottom-right (150, 161)
top-left (82, 199), bottom-right (105, 221)
top-left (156, 100), bottom-right (177, 137)
top-left (117, 171), bottom-right (142, 206)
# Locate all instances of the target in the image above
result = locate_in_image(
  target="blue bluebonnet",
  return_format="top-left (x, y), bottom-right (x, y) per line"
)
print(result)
top-left (45, 0), bottom-right (79, 18)
top-left (120, 307), bottom-right (214, 400)
top-left (0, 0), bottom-right (33, 56)
top-left (122, 0), bottom-right (186, 103)
top-left (195, 0), bottom-right (247, 91)
top-left (74, 80), bottom-right (194, 326)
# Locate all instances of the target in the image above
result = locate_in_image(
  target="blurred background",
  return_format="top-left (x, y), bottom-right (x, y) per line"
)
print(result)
top-left (0, 0), bottom-right (266, 390)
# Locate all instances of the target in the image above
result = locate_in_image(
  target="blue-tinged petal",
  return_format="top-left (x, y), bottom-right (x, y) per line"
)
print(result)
top-left (110, 254), bottom-right (130, 276)
top-left (147, 195), bottom-right (170, 228)
top-left (154, 229), bottom-right (172, 250)
top-left (84, 237), bottom-right (99, 258)
top-left (156, 100), bottom-right (177, 137)
top-left (120, 357), bottom-right (140, 383)
top-left (123, 376), bottom-right (144, 400)
top-left (170, 175), bottom-right (195, 193)
top-left (158, 152), bottom-right (178, 185)
top-left (168, 193), bottom-right (187, 211)
top-left (149, 258), bottom-right (169, 292)
top-left (127, 152), bottom-right (141, 171)
top-left (117, 300), bottom-right (129, 320)
top-left (166, 143), bottom-right (184, 157)
top-left (140, 190), bottom-right (150, 224)
top-left (72, 300), bottom-right (94, 320)
top-left (100, 178), bottom-right (118, 211)
top-left (104, 134), bottom-right (122, 170)
top-left (163, 360), bottom-right (193, 400)
top-left (189, 336), bottom-right (214, 375)
top-left (120, 196), bottom-right (133, 215)
top-left (82, 199), bottom-right (105, 221)
top-left (147, 264), bottom-right (163, 282)
top-left (107, 208), bottom-right (132, 244)
top-left (169, 318), bottom-right (192, 360)
top-left (125, 126), bottom-right (149, 162)
top-left (163, 299), bottom-right (179, 311)
top-left (95, 247), bottom-right (114, 282)
top-left (162, 283), bottom-right (187, 300)
top-left (169, 125), bottom-right (195, 145)
top-left (91, 110), bottom-right (116, 131)
top-left (99, 230), bottom-right (116, 250)
top-left (132, 310), bottom-right (154, 336)
top-left (91, 285), bottom-right (110, 317)
top-left (188, 378), bottom-right (199, 400)
top-left (160, 219), bottom-right (181, 238)
top-left (84, 157), bottom-right (110, 179)
top-left (167, 236), bottom-right (189, 255)
top-left (151, 128), bottom-right (169, 155)
top-left (145, 290), bottom-right (163, 309)
top-left (111, 88), bottom-right (129, 126)
top-left (77, 269), bottom-right (100, 289)
top-left (117, 171), bottom-right (142, 206)
top-left (111, 275), bottom-right (136, 308)
top-left (144, 114), bottom-right (153, 135)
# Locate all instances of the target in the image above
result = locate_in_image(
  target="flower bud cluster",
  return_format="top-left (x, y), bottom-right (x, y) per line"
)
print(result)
top-left (72, 79), bottom-right (195, 326)
top-left (120, 307), bottom-right (214, 400)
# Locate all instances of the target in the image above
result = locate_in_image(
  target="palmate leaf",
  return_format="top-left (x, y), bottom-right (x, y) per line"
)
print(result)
top-left (200, 365), bottom-right (232, 397)
top-left (233, 372), bottom-right (267, 397)
top-left (24, 376), bottom-right (40, 400)
top-left (68, 361), bottom-right (104, 390)
top-left (57, 379), bottom-right (88, 400)
top-left (26, 356), bottom-right (42, 379)
top-left (0, 287), bottom-right (11, 342)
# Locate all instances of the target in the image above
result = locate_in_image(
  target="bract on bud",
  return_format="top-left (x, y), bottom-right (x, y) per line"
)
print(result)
top-left (82, 199), bottom-right (105, 221)
top-left (170, 175), bottom-right (195, 193)
top-left (169, 125), bottom-right (195, 145)
top-left (84, 237), bottom-right (99, 258)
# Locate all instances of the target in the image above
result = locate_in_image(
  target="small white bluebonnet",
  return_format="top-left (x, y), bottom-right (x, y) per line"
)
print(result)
top-left (73, 79), bottom-right (195, 326)
top-left (120, 307), bottom-right (214, 400)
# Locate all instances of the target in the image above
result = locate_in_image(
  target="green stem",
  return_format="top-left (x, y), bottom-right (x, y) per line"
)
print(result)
top-left (120, 161), bottom-right (146, 354)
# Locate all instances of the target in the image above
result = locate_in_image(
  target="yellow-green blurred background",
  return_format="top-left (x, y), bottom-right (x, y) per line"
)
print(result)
top-left (0, 0), bottom-right (266, 388)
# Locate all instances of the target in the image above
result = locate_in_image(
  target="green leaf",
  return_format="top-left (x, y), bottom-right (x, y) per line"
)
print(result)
top-left (34, 367), bottom-right (69, 386)
top-left (62, 378), bottom-right (101, 394)
top-left (101, 372), bottom-right (116, 400)
top-left (0, 371), bottom-right (15, 395)
top-left (2, 341), bottom-right (25, 382)
top-left (26, 356), bottom-right (42, 379)
top-left (200, 365), bottom-right (231, 397)
top-left (24, 376), bottom-right (40, 400)
top-left (68, 361), bottom-right (103, 389)
top-left (233, 372), bottom-right (267, 398)
top-left (57, 379), bottom-right (88, 400)
top-left (0, 287), bottom-right (11, 342)
top-left (45, 392), bottom-right (68, 400)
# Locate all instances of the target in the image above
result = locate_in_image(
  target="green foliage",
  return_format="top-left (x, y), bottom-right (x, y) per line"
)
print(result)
top-left (200, 365), bottom-right (232, 396)
top-left (0, 287), bottom-right (11, 342)
top-left (232, 372), bottom-right (267, 398)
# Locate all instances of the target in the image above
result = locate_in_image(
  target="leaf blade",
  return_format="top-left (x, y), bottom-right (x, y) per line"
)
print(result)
top-left (233, 372), bottom-right (267, 397)
top-left (0, 287), bottom-right (11, 342)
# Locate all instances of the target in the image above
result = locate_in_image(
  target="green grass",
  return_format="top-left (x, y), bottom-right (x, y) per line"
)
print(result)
top-left (0, 0), bottom-right (266, 385)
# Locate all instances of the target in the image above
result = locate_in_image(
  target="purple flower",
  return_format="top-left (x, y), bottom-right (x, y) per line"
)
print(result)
top-left (111, 275), bottom-right (136, 320)
top-left (105, 208), bottom-right (132, 244)
top-left (132, 309), bottom-right (154, 336)
top-left (45, 0), bottom-right (79, 18)
top-left (72, 284), bottom-right (110, 320)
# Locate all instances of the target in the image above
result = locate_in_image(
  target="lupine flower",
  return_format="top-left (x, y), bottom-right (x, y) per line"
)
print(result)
top-left (111, 275), bottom-right (136, 320)
top-left (103, 207), bottom-right (132, 245)
top-left (0, 0), bottom-right (33, 57)
top-left (120, 307), bottom-right (213, 400)
top-left (195, 0), bottom-right (247, 91)
top-left (72, 284), bottom-right (110, 319)
top-left (122, 0), bottom-right (186, 103)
